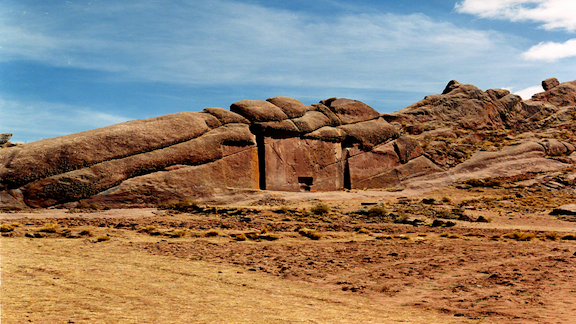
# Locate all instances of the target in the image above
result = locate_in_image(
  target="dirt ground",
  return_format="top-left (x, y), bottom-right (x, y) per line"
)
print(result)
top-left (2, 186), bottom-right (576, 323)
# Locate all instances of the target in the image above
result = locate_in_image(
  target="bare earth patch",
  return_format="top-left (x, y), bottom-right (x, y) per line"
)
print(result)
top-left (2, 186), bottom-right (576, 323)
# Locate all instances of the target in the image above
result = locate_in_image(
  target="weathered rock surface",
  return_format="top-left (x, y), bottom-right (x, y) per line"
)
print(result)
top-left (2, 77), bottom-right (576, 209)
top-left (0, 112), bottom-right (214, 190)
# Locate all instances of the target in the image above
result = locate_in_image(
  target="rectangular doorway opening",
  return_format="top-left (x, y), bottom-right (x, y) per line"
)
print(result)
top-left (298, 177), bottom-right (313, 192)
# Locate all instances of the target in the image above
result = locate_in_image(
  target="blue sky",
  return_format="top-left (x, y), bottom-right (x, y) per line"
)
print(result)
top-left (2, 0), bottom-right (576, 143)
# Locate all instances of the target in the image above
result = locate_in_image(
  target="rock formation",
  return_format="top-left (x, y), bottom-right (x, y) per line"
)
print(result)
top-left (1, 78), bottom-right (576, 209)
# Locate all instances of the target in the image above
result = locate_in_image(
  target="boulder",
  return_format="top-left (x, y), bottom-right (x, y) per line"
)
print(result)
top-left (230, 100), bottom-right (288, 122)
top-left (0, 133), bottom-right (12, 145)
top-left (292, 111), bottom-right (332, 134)
top-left (321, 98), bottom-right (380, 125)
top-left (253, 120), bottom-right (300, 135)
top-left (0, 112), bottom-right (213, 190)
top-left (532, 79), bottom-right (576, 107)
top-left (539, 139), bottom-right (568, 156)
top-left (266, 96), bottom-right (310, 118)
top-left (348, 146), bottom-right (401, 189)
top-left (542, 78), bottom-right (560, 91)
top-left (304, 126), bottom-right (348, 142)
top-left (392, 136), bottom-right (424, 164)
top-left (203, 107), bottom-right (250, 124)
top-left (550, 204), bottom-right (576, 216)
top-left (339, 118), bottom-right (399, 150)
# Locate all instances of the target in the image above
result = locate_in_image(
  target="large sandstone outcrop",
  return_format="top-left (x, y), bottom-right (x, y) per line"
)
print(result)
top-left (2, 77), bottom-right (575, 209)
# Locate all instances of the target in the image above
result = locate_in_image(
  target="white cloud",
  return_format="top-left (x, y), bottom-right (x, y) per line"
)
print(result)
top-left (0, 0), bottom-right (520, 92)
top-left (455, 0), bottom-right (576, 32)
top-left (513, 85), bottom-right (544, 99)
top-left (522, 38), bottom-right (576, 60)
top-left (0, 99), bottom-right (130, 143)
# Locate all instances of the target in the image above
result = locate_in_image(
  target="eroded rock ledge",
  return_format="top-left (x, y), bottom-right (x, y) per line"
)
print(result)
top-left (2, 78), bottom-right (576, 209)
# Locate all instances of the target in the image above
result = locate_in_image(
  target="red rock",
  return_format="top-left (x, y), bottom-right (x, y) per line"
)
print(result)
top-left (392, 136), bottom-right (424, 164)
top-left (338, 118), bottom-right (399, 150)
top-left (348, 146), bottom-right (400, 189)
top-left (230, 100), bottom-right (288, 122)
top-left (84, 146), bottom-right (259, 207)
top-left (263, 137), bottom-right (343, 191)
top-left (532, 79), bottom-right (576, 107)
top-left (22, 124), bottom-right (255, 207)
top-left (322, 98), bottom-right (380, 125)
top-left (303, 126), bottom-right (348, 142)
top-left (542, 78), bottom-right (560, 91)
top-left (292, 111), bottom-right (332, 134)
top-left (203, 107), bottom-right (250, 124)
top-left (0, 112), bottom-right (214, 191)
top-left (266, 96), bottom-right (310, 118)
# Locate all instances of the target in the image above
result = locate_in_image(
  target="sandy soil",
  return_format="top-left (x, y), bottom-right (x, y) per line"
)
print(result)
top-left (2, 187), bottom-right (576, 323)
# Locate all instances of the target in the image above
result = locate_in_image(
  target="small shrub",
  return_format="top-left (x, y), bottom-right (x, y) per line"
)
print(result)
top-left (139, 225), bottom-right (162, 236)
top-left (0, 224), bottom-right (15, 232)
top-left (441, 197), bottom-right (451, 203)
top-left (464, 232), bottom-right (483, 237)
top-left (259, 233), bottom-right (280, 241)
top-left (159, 199), bottom-right (199, 212)
top-left (96, 235), bottom-right (111, 242)
top-left (298, 228), bottom-right (322, 240)
top-left (79, 229), bottom-right (92, 236)
top-left (205, 229), bottom-right (219, 237)
top-left (11, 222), bottom-right (21, 227)
top-left (233, 233), bottom-right (247, 241)
top-left (76, 201), bottom-right (101, 210)
top-left (447, 234), bottom-right (460, 239)
top-left (367, 206), bottom-right (387, 218)
top-left (561, 234), bottom-right (576, 240)
top-left (171, 229), bottom-right (187, 238)
top-left (490, 234), bottom-right (501, 240)
top-left (376, 235), bottom-right (392, 240)
top-left (439, 233), bottom-right (449, 237)
top-left (502, 232), bottom-right (537, 241)
top-left (311, 204), bottom-right (330, 215)
top-left (39, 223), bottom-right (59, 233)
top-left (357, 228), bottom-right (371, 234)
top-left (544, 232), bottom-right (560, 240)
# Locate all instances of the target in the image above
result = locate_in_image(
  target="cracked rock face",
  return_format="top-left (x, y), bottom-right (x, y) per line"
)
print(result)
top-left (2, 78), bottom-right (576, 209)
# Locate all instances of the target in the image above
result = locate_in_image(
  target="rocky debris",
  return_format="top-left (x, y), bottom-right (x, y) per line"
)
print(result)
top-left (0, 133), bottom-right (12, 145)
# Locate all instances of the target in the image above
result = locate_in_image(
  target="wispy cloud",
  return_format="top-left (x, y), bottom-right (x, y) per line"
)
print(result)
top-left (0, 99), bottom-right (130, 143)
top-left (455, 0), bottom-right (576, 32)
top-left (0, 0), bottom-right (521, 92)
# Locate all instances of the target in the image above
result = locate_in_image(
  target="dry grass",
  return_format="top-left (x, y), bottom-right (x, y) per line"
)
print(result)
top-left (0, 237), bottom-right (456, 324)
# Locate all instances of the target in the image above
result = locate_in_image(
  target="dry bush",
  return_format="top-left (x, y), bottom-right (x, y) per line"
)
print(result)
top-left (298, 228), bottom-right (322, 240)
top-left (205, 229), bottom-right (220, 237)
top-left (171, 229), bottom-right (187, 238)
top-left (0, 224), bottom-right (15, 232)
top-left (39, 223), bottom-right (59, 233)
top-left (139, 225), bottom-right (162, 236)
top-left (357, 228), bottom-right (371, 234)
top-left (502, 232), bottom-right (537, 241)
top-left (96, 235), bottom-right (111, 242)
top-left (159, 199), bottom-right (199, 212)
top-left (311, 204), bottom-right (330, 215)
top-left (543, 232), bottom-right (560, 240)
top-left (79, 229), bottom-right (92, 236)
top-left (561, 234), bottom-right (576, 240)
top-left (233, 233), bottom-right (247, 241)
